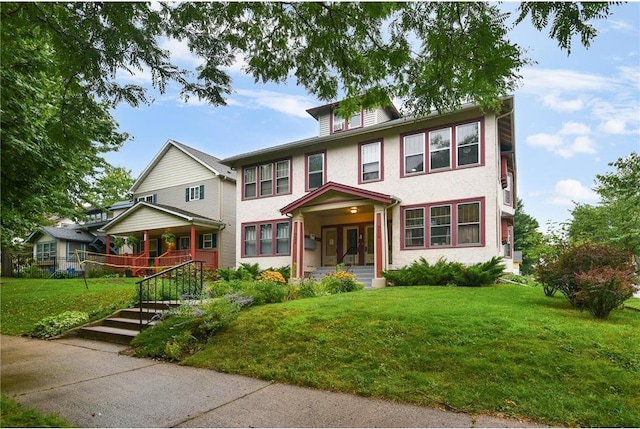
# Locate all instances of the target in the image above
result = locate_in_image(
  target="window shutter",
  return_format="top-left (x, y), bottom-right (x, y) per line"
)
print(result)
top-left (185, 188), bottom-right (190, 202)
top-left (153, 194), bottom-right (157, 204)
top-left (199, 234), bottom-right (204, 249)
top-left (199, 184), bottom-right (204, 199)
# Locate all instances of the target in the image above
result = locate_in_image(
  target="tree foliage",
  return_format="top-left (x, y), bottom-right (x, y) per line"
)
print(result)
top-left (0, 2), bottom-right (619, 247)
top-left (567, 152), bottom-right (640, 256)
top-left (513, 198), bottom-right (545, 275)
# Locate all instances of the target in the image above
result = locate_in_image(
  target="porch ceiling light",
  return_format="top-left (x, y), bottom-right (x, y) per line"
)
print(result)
top-left (350, 207), bottom-right (358, 214)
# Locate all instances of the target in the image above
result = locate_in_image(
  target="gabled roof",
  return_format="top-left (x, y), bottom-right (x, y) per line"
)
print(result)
top-left (305, 100), bottom-right (401, 121)
top-left (280, 181), bottom-right (396, 215)
top-left (129, 139), bottom-right (236, 193)
top-left (26, 226), bottom-right (96, 244)
top-left (99, 202), bottom-right (225, 232)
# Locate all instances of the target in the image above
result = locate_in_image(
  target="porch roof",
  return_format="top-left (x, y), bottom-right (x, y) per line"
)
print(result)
top-left (280, 181), bottom-right (397, 215)
top-left (99, 202), bottom-right (225, 234)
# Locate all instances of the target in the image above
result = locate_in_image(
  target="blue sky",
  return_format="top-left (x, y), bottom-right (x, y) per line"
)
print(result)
top-left (106, 3), bottom-right (640, 231)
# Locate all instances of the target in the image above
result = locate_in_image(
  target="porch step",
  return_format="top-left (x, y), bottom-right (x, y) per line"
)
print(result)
top-left (77, 326), bottom-right (140, 345)
top-left (309, 266), bottom-right (376, 289)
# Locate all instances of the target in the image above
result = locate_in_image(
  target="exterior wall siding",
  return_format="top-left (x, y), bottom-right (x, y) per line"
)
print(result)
top-left (219, 179), bottom-right (237, 268)
top-left (134, 177), bottom-right (220, 220)
top-left (134, 146), bottom-right (213, 194)
top-left (234, 105), bottom-right (513, 272)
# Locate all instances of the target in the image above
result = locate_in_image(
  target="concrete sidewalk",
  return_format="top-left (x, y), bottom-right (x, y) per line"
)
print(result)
top-left (1, 335), bottom-right (547, 428)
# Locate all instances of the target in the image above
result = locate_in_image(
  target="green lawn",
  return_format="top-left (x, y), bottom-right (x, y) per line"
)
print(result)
top-left (2, 278), bottom-right (639, 426)
top-left (0, 277), bottom-right (138, 335)
top-left (184, 285), bottom-right (640, 427)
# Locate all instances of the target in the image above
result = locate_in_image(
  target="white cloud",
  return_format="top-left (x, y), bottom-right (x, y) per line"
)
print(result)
top-left (526, 122), bottom-right (596, 158)
top-left (521, 68), bottom-right (617, 93)
top-left (226, 89), bottom-right (316, 118)
top-left (559, 122), bottom-right (590, 135)
top-left (550, 179), bottom-right (599, 206)
top-left (115, 66), bottom-right (153, 85)
top-left (541, 92), bottom-right (586, 113)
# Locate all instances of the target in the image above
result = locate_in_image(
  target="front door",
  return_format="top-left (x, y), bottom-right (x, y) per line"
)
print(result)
top-left (323, 227), bottom-right (338, 266)
top-left (365, 224), bottom-right (374, 265)
top-left (343, 226), bottom-right (359, 265)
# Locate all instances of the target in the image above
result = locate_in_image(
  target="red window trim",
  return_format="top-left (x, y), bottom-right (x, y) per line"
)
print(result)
top-left (399, 118), bottom-right (485, 178)
top-left (305, 150), bottom-right (327, 192)
top-left (241, 218), bottom-right (292, 258)
top-left (400, 197), bottom-right (486, 250)
top-left (358, 138), bottom-right (384, 184)
top-left (241, 158), bottom-right (292, 201)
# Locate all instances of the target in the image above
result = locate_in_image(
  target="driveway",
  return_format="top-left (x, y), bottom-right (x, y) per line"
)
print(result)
top-left (1, 335), bottom-right (547, 428)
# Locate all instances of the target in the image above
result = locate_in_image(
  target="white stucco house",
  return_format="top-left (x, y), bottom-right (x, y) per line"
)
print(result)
top-left (100, 140), bottom-right (237, 274)
top-left (221, 97), bottom-right (516, 287)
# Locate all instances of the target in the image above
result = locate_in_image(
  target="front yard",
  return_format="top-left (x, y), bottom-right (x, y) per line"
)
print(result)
top-left (1, 277), bottom-right (638, 427)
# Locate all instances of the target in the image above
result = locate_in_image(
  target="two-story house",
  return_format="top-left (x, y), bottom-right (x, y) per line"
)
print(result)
top-left (221, 97), bottom-right (516, 288)
top-left (100, 140), bottom-right (237, 273)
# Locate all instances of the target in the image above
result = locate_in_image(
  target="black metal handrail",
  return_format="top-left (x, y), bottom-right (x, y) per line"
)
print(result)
top-left (337, 245), bottom-right (358, 270)
top-left (135, 260), bottom-right (204, 329)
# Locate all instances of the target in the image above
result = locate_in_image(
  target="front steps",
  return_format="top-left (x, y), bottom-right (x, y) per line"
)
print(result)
top-left (309, 265), bottom-right (376, 289)
top-left (76, 302), bottom-right (179, 345)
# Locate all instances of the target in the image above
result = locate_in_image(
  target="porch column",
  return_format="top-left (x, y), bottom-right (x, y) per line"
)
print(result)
top-left (190, 224), bottom-right (197, 260)
top-left (372, 204), bottom-right (388, 288)
top-left (143, 230), bottom-right (150, 257)
top-left (291, 213), bottom-right (305, 281)
top-left (105, 235), bottom-right (110, 255)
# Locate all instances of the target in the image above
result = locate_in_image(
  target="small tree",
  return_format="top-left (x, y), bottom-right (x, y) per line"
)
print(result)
top-left (536, 242), bottom-right (635, 309)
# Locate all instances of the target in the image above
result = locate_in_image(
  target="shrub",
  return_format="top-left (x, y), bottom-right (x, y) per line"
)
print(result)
top-left (321, 270), bottom-right (363, 293)
top-left (257, 270), bottom-right (286, 284)
top-left (32, 311), bottom-right (89, 338)
top-left (383, 256), bottom-right (504, 287)
top-left (132, 298), bottom-right (241, 360)
top-left (246, 280), bottom-right (287, 304)
top-left (298, 279), bottom-right (325, 298)
top-left (452, 257), bottom-right (506, 287)
top-left (536, 243), bottom-right (634, 307)
top-left (575, 267), bottom-right (639, 319)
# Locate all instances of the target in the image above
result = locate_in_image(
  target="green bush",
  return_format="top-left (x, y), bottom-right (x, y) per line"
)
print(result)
top-left (31, 311), bottom-right (89, 338)
top-left (131, 298), bottom-right (241, 361)
top-left (321, 270), bottom-right (363, 293)
top-left (536, 242), bottom-right (634, 308)
top-left (245, 280), bottom-right (287, 304)
top-left (383, 256), bottom-right (504, 287)
top-left (575, 267), bottom-right (639, 319)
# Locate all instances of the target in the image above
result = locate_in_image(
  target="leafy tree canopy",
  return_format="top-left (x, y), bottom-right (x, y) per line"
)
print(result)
top-left (0, 2), bottom-right (618, 246)
top-left (567, 152), bottom-right (640, 256)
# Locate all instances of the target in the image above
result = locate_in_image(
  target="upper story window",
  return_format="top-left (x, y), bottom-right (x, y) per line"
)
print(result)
top-left (503, 173), bottom-right (513, 206)
top-left (332, 109), bottom-right (363, 133)
top-left (429, 128), bottom-right (452, 170)
top-left (306, 152), bottom-right (325, 191)
top-left (401, 197), bottom-right (484, 249)
top-left (402, 119), bottom-right (483, 177)
top-left (185, 185), bottom-right (204, 202)
top-left (403, 133), bottom-right (425, 174)
top-left (136, 194), bottom-right (155, 203)
top-left (360, 140), bottom-right (382, 183)
top-left (243, 159), bottom-right (291, 200)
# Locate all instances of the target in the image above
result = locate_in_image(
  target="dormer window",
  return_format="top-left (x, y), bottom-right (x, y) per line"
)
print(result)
top-left (332, 109), bottom-right (363, 133)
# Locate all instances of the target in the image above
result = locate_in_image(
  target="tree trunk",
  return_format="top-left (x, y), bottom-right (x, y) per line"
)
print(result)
top-left (1, 246), bottom-right (15, 277)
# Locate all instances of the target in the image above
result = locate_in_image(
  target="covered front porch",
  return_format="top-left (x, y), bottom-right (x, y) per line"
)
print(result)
top-left (101, 202), bottom-right (225, 275)
top-left (280, 182), bottom-right (398, 288)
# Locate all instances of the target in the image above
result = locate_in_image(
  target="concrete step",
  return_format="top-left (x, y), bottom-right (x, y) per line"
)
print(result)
top-left (77, 325), bottom-right (140, 345)
top-left (309, 266), bottom-right (376, 289)
top-left (101, 317), bottom-right (159, 331)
